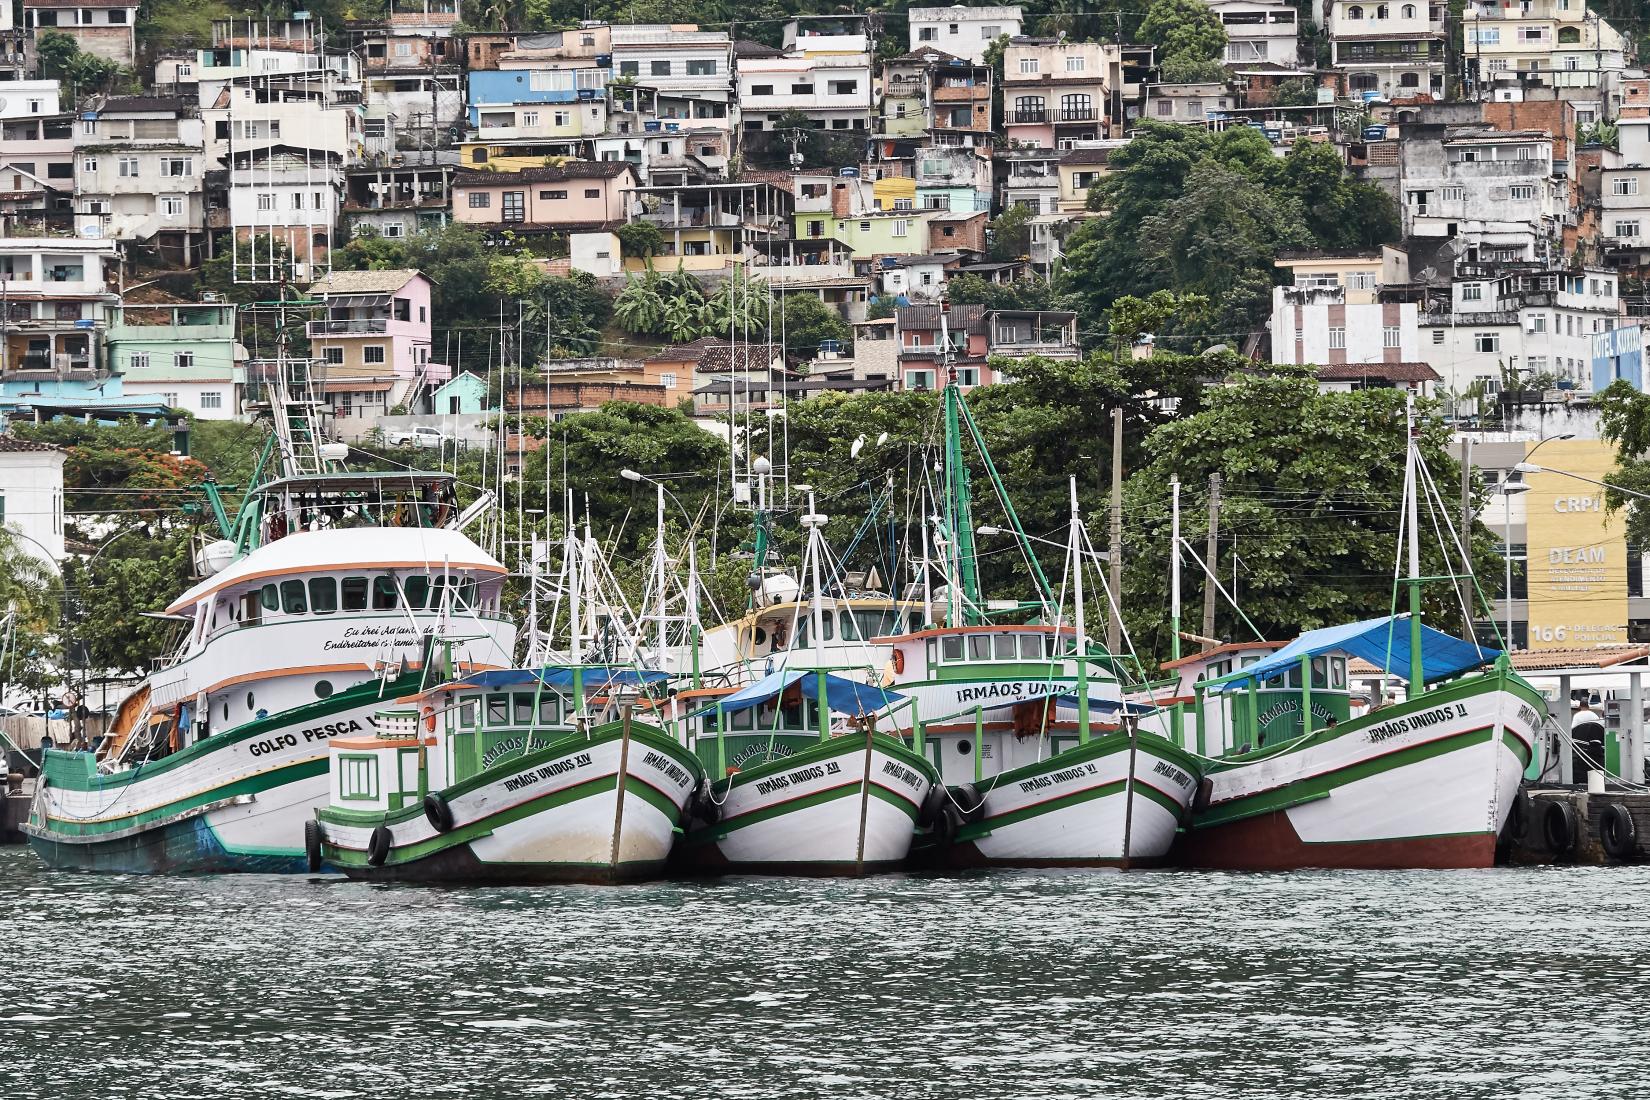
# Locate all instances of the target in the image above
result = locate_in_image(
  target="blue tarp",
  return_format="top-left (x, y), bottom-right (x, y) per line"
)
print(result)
top-left (1208, 614), bottom-right (1500, 694)
top-left (692, 669), bottom-right (907, 720)
top-left (1054, 694), bottom-right (1161, 717)
top-left (456, 666), bottom-right (670, 691)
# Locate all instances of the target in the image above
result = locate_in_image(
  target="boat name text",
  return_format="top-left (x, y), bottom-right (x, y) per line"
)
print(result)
top-left (1018, 762), bottom-right (1098, 793)
top-left (503, 751), bottom-right (593, 792)
top-left (755, 761), bottom-right (842, 796)
top-left (954, 681), bottom-right (1062, 706)
top-left (1365, 703), bottom-right (1468, 744)
top-left (880, 759), bottom-right (925, 791)
top-left (1152, 760), bottom-right (1194, 789)
top-left (249, 719), bottom-right (363, 756)
top-left (641, 750), bottom-right (693, 789)
top-left (323, 624), bottom-right (425, 653)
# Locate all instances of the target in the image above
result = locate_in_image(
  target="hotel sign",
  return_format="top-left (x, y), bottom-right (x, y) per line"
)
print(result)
top-left (1523, 440), bottom-right (1628, 649)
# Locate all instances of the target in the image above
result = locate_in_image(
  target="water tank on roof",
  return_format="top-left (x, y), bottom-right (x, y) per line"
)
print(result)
top-left (596, 54), bottom-right (612, 66)
top-left (643, 120), bottom-right (661, 132)
top-left (839, 167), bottom-right (859, 177)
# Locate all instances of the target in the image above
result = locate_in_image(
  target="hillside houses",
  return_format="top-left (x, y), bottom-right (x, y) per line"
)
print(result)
top-left (2, 0), bottom-right (1650, 438)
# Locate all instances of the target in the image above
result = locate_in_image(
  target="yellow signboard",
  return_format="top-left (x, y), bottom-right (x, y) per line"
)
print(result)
top-left (1523, 439), bottom-right (1629, 650)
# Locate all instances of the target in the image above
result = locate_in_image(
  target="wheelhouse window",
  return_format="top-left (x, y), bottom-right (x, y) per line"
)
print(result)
top-left (486, 694), bottom-right (509, 725)
top-left (341, 577), bottom-right (369, 611)
top-left (280, 579), bottom-right (308, 614)
top-left (373, 576), bottom-right (399, 610)
top-left (309, 577), bottom-right (338, 614)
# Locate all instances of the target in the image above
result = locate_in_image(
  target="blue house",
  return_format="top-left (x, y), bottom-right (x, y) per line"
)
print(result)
top-left (431, 372), bottom-right (490, 415)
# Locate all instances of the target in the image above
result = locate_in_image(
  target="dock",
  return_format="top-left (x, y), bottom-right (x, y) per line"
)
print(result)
top-left (1504, 786), bottom-right (1650, 864)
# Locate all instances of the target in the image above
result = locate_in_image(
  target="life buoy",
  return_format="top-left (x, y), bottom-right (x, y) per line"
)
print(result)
top-left (1542, 799), bottom-right (1576, 856)
top-left (891, 649), bottom-right (905, 675)
top-left (422, 706), bottom-right (437, 734)
top-left (423, 792), bottom-right (454, 833)
top-left (304, 819), bottom-right (324, 873)
top-left (367, 824), bottom-right (393, 866)
top-left (1600, 802), bottom-right (1637, 860)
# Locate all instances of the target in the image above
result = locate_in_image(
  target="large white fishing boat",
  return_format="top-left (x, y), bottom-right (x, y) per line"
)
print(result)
top-left (25, 362), bottom-right (516, 873)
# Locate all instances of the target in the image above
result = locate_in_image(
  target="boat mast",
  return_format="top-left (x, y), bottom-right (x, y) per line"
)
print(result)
top-left (1069, 476), bottom-right (1090, 744)
top-left (651, 480), bottom-right (667, 669)
top-left (1171, 476), bottom-right (1183, 744)
top-left (1404, 396), bottom-right (1425, 697)
top-left (940, 309), bottom-right (981, 626)
top-left (567, 489), bottom-right (586, 725)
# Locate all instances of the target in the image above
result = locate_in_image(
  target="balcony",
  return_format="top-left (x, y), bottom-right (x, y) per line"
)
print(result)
top-left (308, 317), bottom-right (389, 336)
top-left (1056, 108), bottom-right (1098, 122)
top-left (1009, 109), bottom-right (1047, 124)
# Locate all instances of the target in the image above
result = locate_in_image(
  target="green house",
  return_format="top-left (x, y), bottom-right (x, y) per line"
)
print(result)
top-left (430, 371), bottom-right (490, 415)
top-left (105, 303), bottom-right (242, 420)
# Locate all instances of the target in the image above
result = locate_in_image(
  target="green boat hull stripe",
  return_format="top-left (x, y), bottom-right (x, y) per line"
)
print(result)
top-left (1197, 725), bottom-right (1501, 829)
top-left (37, 757), bottom-right (326, 838)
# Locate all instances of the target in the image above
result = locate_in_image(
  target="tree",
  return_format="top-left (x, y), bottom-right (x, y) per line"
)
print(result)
top-left (1159, 54), bottom-right (1228, 84)
top-left (945, 274), bottom-right (1060, 311)
top-left (1118, 367), bottom-right (1495, 653)
top-left (614, 272), bottom-right (666, 335)
top-left (1273, 78), bottom-right (1320, 108)
top-left (34, 31), bottom-right (131, 99)
top-left (0, 526), bottom-right (61, 696)
top-left (986, 204), bottom-right (1034, 262)
top-left (777, 294), bottom-right (851, 360)
top-left (1595, 380), bottom-right (1650, 543)
top-left (617, 221), bottom-right (664, 260)
top-left (1138, 0), bottom-right (1227, 75)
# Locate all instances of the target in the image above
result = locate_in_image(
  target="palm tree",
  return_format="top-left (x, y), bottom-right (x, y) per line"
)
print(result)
top-left (613, 274), bottom-right (665, 335)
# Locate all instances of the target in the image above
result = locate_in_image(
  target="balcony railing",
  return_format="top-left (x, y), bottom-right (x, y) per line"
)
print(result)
top-left (307, 317), bottom-right (388, 335)
top-left (1009, 109), bottom-right (1047, 124)
top-left (1056, 107), bottom-right (1098, 122)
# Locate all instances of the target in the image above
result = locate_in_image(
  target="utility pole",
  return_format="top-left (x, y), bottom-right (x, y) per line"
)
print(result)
top-left (1106, 407), bottom-right (1123, 654)
top-left (1201, 471), bottom-right (1220, 648)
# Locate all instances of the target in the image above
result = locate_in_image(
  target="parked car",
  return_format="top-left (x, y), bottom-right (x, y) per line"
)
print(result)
top-left (386, 426), bottom-right (448, 448)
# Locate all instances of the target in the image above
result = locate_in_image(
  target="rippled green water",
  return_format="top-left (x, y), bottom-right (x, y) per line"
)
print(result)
top-left (2, 847), bottom-right (1645, 1098)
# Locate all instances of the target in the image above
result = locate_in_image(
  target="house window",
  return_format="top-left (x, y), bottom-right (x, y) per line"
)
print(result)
top-left (257, 193), bottom-right (275, 211)
top-left (1156, 99), bottom-right (1174, 116)
top-left (1529, 313), bottom-right (1547, 332)
top-left (1066, 56), bottom-right (1085, 72)
top-left (620, 61), bottom-right (639, 75)
top-left (502, 191), bottom-right (524, 222)
top-left (892, 219), bottom-right (910, 236)
top-left (651, 60), bottom-right (671, 76)
top-left (468, 192), bottom-right (490, 208)
top-left (175, 351), bottom-right (194, 369)
top-left (660, 371), bottom-right (677, 389)
top-left (522, 110), bottom-right (539, 127)
top-left (117, 156), bottom-right (139, 177)
top-left (82, 156), bottom-right (98, 173)
top-left (554, 111), bottom-right (570, 126)
top-left (324, 346), bottom-right (344, 364)
top-left (1432, 329), bottom-right (1444, 345)
top-left (687, 60), bottom-right (716, 76)
top-left (161, 194), bottom-right (183, 216)
top-left (1442, 186), bottom-right (1464, 202)
top-left (919, 27), bottom-right (937, 40)
top-left (1383, 327), bottom-right (1400, 348)
top-left (829, 80), bottom-right (858, 96)
top-left (382, 222), bottom-right (405, 238)
top-left (750, 83), bottom-right (773, 96)
top-left (1329, 327), bottom-right (1346, 348)
top-left (1613, 177), bottom-right (1639, 196)
top-left (584, 188), bottom-right (600, 198)
top-left (1510, 184), bottom-right (1535, 200)
top-left (159, 157), bottom-right (191, 177)
top-left (1462, 283), bottom-right (1483, 301)
top-left (291, 192), bottom-right (305, 210)
top-left (130, 352), bottom-right (150, 370)
top-left (543, 189), bottom-right (568, 199)
top-left (860, 221), bottom-right (871, 232)
top-left (1018, 57), bottom-right (1039, 74)
top-left (201, 392), bottom-right (222, 409)
top-left (1475, 332), bottom-right (1499, 353)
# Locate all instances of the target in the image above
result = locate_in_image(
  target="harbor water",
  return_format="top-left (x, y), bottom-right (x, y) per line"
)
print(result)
top-left (3, 847), bottom-right (1646, 1099)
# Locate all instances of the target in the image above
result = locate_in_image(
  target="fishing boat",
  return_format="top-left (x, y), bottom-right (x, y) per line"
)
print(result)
top-left (1171, 404), bottom-right (1546, 870)
top-left (25, 361), bottom-right (516, 873)
top-left (880, 345), bottom-right (1200, 868)
top-left (311, 666), bottom-right (704, 884)
top-left (674, 668), bottom-right (941, 875)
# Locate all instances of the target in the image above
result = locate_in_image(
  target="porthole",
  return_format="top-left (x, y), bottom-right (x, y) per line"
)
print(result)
top-left (222, 702), bottom-right (229, 720)
top-left (957, 740), bottom-right (972, 755)
top-left (246, 692), bottom-right (255, 711)
top-left (315, 680), bottom-right (334, 699)
top-left (754, 627), bottom-right (768, 647)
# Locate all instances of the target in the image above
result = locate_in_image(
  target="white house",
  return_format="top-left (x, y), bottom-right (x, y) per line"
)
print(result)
top-left (1400, 127), bottom-right (1559, 263)
top-left (908, 5), bottom-right (1023, 63)
top-left (1271, 285), bottom-right (1422, 366)
top-left (1209, 0), bottom-right (1299, 66)
top-left (0, 435), bottom-right (66, 569)
top-left (0, 80), bottom-right (61, 118)
top-left (75, 95), bottom-right (207, 265)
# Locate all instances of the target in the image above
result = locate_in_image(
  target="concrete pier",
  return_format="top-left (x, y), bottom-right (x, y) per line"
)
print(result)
top-left (1504, 786), bottom-right (1650, 864)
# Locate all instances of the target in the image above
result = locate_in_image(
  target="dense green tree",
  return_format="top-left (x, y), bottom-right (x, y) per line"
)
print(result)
top-left (777, 294), bottom-right (852, 360)
top-left (0, 527), bottom-right (61, 696)
top-left (945, 274), bottom-right (1060, 311)
top-left (1138, 0), bottom-right (1227, 75)
top-left (1118, 367), bottom-right (1496, 653)
top-left (616, 221), bottom-right (664, 260)
top-left (35, 31), bottom-right (132, 99)
top-left (986, 204), bottom-right (1034, 262)
top-left (1594, 380), bottom-right (1650, 543)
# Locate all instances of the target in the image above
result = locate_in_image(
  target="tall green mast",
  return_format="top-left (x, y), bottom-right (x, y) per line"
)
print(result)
top-left (943, 364), bottom-right (982, 627)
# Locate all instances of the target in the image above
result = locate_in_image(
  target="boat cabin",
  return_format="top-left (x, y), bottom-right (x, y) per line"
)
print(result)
top-left (1167, 641), bottom-right (1355, 757)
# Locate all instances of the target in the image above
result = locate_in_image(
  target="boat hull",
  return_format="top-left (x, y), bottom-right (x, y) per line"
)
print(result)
top-left (317, 722), bottom-right (702, 884)
top-left (941, 732), bottom-right (1201, 868)
top-left (24, 674), bottom-right (423, 874)
top-left (1177, 672), bottom-right (1542, 871)
top-left (679, 732), bottom-right (938, 876)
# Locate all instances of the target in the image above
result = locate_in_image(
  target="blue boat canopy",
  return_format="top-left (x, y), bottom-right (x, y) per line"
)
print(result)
top-left (455, 666), bottom-right (669, 690)
top-left (692, 669), bottom-right (907, 720)
top-left (1207, 614), bottom-right (1500, 694)
top-left (1053, 694), bottom-right (1161, 717)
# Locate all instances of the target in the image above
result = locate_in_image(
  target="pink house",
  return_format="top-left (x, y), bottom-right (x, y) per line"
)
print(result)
top-left (451, 162), bottom-right (637, 239)
top-left (305, 269), bottom-right (449, 394)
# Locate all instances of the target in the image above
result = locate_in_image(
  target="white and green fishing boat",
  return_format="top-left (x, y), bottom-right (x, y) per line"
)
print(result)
top-left (1171, 404), bottom-right (1546, 870)
top-left (313, 666), bottom-right (704, 884)
top-left (674, 669), bottom-right (941, 875)
top-left (878, 350), bottom-right (1200, 868)
top-left (25, 362), bottom-right (515, 873)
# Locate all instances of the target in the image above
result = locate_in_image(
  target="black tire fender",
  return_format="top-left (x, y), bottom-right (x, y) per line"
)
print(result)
top-left (953, 783), bottom-right (987, 821)
top-left (1541, 798), bottom-right (1577, 856)
top-left (367, 824), bottom-right (393, 867)
top-left (1191, 776), bottom-right (1214, 815)
top-left (304, 818), bottom-right (323, 874)
top-left (918, 784), bottom-right (948, 828)
top-left (933, 803), bottom-right (960, 847)
top-left (423, 792), bottom-right (454, 833)
top-left (691, 784), bottom-right (722, 826)
top-left (1504, 787), bottom-right (1532, 842)
top-left (1600, 802), bottom-right (1637, 860)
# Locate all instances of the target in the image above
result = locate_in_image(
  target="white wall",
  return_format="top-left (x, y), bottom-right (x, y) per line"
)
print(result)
top-left (0, 449), bottom-right (66, 569)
